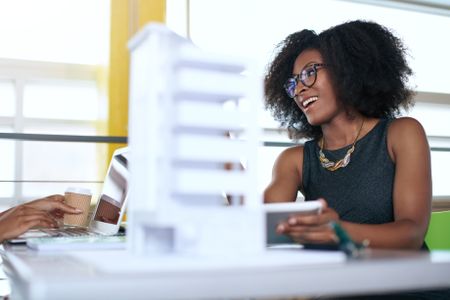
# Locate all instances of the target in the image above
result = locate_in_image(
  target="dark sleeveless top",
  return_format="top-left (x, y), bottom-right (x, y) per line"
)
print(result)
top-left (302, 118), bottom-right (395, 224)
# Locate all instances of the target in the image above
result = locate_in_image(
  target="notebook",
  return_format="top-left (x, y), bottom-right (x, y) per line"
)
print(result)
top-left (7, 146), bottom-right (129, 245)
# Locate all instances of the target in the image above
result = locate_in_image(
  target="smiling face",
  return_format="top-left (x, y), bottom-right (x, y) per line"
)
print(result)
top-left (291, 49), bottom-right (342, 126)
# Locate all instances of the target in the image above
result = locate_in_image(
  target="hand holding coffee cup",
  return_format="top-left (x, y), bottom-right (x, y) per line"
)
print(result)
top-left (64, 187), bottom-right (92, 227)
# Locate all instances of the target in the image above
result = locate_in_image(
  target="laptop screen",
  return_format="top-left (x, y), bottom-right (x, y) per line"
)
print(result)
top-left (93, 150), bottom-right (128, 225)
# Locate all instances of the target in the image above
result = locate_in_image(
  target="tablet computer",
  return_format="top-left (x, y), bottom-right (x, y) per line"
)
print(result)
top-left (264, 200), bottom-right (323, 246)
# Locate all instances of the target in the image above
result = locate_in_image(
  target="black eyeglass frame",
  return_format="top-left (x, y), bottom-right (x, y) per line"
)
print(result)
top-left (284, 63), bottom-right (327, 99)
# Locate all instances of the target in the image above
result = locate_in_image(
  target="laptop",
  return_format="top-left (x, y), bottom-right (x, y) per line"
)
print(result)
top-left (7, 146), bottom-right (129, 245)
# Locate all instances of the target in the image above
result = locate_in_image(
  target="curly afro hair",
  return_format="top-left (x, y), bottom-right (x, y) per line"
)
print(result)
top-left (264, 20), bottom-right (414, 140)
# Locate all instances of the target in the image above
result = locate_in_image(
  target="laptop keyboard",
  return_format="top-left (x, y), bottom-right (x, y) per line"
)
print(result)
top-left (41, 227), bottom-right (96, 238)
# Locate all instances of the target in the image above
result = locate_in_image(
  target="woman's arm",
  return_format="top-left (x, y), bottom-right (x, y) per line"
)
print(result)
top-left (264, 146), bottom-right (303, 203)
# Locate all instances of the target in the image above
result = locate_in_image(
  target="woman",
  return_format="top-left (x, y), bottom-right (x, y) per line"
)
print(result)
top-left (0, 194), bottom-right (82, 242)
top-left (263, 20), bottom-right (431, 250)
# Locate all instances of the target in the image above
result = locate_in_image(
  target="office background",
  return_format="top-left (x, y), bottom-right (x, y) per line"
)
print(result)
top-left (0, 0), bottom-right (449, 210)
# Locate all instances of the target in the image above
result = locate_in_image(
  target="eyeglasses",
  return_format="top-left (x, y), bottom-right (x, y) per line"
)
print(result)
top-left (284, 63), bottom-right (327, 98)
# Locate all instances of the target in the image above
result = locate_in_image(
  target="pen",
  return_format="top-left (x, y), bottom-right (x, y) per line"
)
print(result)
top-left (329, 221), bottom-right (367, 258)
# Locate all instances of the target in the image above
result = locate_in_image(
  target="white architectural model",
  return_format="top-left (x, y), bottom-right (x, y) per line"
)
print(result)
top-left (127, 23), bottom-right (264, 256)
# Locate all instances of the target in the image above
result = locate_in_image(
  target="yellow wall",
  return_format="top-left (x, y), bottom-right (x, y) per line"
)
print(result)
top-left (108, 0), bottom-right (166, 159)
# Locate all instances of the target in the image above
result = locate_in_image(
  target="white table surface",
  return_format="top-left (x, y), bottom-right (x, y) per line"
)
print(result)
top-left (2, 244), bottom-right (450, 300)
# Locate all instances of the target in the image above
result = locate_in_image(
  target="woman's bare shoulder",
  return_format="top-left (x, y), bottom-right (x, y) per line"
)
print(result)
top-left (389, 117), bottom-right (424, 134)
top-left (275, 145), bottom-right (304, 165)
top-left (272, 145), bottom-right (304, 181)
top-left (389, 117), bottom-right (426, 140)
top-left (388, 117), bottom-right (428, 159)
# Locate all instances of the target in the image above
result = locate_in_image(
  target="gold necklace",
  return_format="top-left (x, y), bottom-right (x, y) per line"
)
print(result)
top-left (319, 119), bottom-right (365, 172)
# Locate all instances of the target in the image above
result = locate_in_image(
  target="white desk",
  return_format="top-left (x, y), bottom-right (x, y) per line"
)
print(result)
top-left (2, 244), bottom-right (450, 300)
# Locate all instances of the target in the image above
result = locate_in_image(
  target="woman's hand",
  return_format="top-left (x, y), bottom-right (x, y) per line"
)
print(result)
top-left (0, 195), bottom-right (84, 242)
top-left (0, 205), bottom-right (59, 242)
top-left (276, 199), bottom-right (340, 244)
top-left (25, 194), bottom-right (83, 219)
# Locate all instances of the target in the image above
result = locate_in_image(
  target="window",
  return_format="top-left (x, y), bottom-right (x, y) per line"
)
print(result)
top-left (0, 81), bottom-right (15, 117)
top-left (0, 127), bottom-right (15, 199)
top-left (0, 0), bottom-right (110, 207)
top-left (23, 80), bottom-right (100, 121)
top-left (0, 0), bottom-right (110, 65)
top-left (406, 98), bottom-right (450, 197)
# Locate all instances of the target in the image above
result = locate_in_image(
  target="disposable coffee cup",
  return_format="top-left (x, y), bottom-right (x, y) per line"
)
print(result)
top-left (64, 187), bottom-right (92, 227)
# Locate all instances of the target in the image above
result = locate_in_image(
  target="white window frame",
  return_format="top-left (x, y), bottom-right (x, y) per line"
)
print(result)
top-left (0, 58), bottom-right (103, 206)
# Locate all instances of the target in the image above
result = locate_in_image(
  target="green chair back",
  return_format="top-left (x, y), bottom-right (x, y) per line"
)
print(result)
top-left (425, 210), bottom-right (450, 250)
